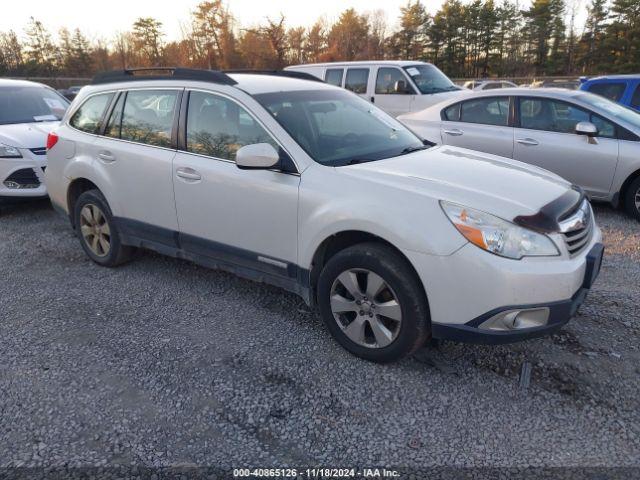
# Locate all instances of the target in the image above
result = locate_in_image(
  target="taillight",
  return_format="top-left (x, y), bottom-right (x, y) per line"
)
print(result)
top-left (46, 132), bottom-right (59, 150)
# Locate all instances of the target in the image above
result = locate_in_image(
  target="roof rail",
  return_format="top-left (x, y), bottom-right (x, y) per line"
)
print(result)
top-left (224, 69), bottom-right (324, 83)
top-left (91, 67), bottom-right (237, 86)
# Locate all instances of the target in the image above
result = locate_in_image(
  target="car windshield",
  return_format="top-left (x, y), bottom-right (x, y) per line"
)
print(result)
top-left (0, 85), bottom-right (69, 125)
top-left (576, 91), bottom-right (640, 130)
top-left (403, 65), bottom-right (459, 94)
top-left (254, 89), bottom-right (426, 167)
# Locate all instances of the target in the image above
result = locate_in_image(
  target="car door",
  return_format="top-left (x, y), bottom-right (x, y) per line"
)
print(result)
top-left (344, 68), bottom-right (370, 102)
top-left (372, 67), bottom-right (415, 117)
top-left (439, 96), bottom-right (514, 158)
top-left (172, 89), bottom-right (300, 281)
top-left (513, 96), bottom-right (619, 198)
top-left (92, 88), bottom-right (181, 233)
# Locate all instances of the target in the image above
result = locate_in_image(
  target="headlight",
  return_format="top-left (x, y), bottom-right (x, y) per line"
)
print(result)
top-left (440, 201), bottom-right (559, 259)
top-left (0, 143), bottom-right (22, 158)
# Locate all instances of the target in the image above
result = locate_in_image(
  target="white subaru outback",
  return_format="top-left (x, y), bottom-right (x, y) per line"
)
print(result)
top-left (45, 68), bottom-right (604, 362)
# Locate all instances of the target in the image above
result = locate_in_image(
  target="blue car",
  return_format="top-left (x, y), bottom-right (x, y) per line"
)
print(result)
top-left (580, 75), bottom-right (640, 111)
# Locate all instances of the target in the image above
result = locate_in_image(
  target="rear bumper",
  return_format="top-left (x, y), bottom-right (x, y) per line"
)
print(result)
top-left (430, 243), bottom-right (604, 344)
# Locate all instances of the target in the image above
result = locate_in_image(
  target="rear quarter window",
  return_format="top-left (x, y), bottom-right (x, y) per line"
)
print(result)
top-left (69, 93), bottom-right (114, 133)
top-left (442, 103), bottom-right (461, 121)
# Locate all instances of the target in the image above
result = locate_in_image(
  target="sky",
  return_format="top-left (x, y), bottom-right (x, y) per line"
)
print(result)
top-left (1, 0), bottom-right (586, 43)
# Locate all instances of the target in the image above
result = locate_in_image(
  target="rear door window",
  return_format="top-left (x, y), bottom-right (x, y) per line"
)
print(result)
top-left (459, 97), bottom-right (509, 126)
top-left (325, 69), bottom-right (344, 87)
top-left (120, 90), bottom-right (179, 148)
top-left (344, 68), bottom-right (369, 94)
top-left (69, 93), bottom-right (114, 133)
top-left (587, 82), bottom-right (627, 102)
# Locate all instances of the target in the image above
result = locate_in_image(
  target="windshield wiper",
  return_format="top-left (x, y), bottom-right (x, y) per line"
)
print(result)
top-left (346, 158), bottom-right (375, 165)
top-left (399, 145), bottom-right (429, 155)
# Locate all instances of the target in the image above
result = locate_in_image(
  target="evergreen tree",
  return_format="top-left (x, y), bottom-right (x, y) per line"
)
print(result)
top-left (578, 0), bottom-right (609, 73)
top-left (24, 17), bottom-right (56, 74)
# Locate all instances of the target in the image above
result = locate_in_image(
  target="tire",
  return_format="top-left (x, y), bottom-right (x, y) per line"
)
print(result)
top-left (73, 189), bottom-right (135, 267)
top-left (317, 242), bottom-right (430, 363)
top-left (623, 176), bottom-right (640, 221)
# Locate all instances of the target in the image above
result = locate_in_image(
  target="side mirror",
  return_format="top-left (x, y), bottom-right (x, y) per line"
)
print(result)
top-left (236, 143), bottom-right (280, 170)
top-left (575, 121), bottom-right (598, 138)
top-left (394, 80), bottom-right (408, 94)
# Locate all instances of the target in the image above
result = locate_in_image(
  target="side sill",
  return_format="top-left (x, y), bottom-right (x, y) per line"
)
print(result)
top-left (119, 232), bottom-right (312, 306)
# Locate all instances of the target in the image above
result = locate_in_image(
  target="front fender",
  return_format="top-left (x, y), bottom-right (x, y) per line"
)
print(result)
top-left (298, 165), bottom-right (466, 269)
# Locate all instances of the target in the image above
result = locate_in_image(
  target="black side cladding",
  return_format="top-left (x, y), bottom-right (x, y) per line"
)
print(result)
top-left (512, 186), bottom-right (585, 233)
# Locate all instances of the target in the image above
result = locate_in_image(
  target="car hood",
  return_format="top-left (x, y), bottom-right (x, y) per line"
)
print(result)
top-left (341, 145), bottom-right (573, 221)
top-left (0, 122), bottom-right (59, 149)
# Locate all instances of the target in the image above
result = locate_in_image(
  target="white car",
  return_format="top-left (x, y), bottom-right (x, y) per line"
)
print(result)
top-left (0, 79), bottom-right (69, 201)
top-left (398, 88), bottom-right (640, 220)
top-left (46, 68), bottom-right (603, 362)
top-left (285, 61), bottom-right (468, 118)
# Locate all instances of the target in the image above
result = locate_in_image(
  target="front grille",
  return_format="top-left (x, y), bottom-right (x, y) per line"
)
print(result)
top-left (3, 168), bottom-right (41, 189)
top-left (30, 147), bottom-right (47, 156)
top-left (559, 199), bottom-right (593, 256)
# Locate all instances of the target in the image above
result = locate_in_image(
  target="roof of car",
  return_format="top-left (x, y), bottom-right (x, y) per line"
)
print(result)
top-left (287, 60), bottom-right (430, 68)
top-left (229, 73), bottom-right (337, 94)
top-left (459, 87), bottom-right (584, 98)
top-left (0, 78), bottom-right (47, 88)
top-left (81, 72), bottom-right (340, 97)
top-left (584, 74), bottom-right (640, 81)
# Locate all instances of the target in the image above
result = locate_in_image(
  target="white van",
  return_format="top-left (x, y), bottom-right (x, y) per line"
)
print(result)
top-left (285, 61), bottom-right (467, 117)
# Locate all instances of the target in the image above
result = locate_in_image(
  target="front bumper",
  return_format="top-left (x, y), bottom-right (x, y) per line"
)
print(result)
top-left (404, 233), bottom-right (604, 344)
top-left (0, 149), bottom-right (48, 198)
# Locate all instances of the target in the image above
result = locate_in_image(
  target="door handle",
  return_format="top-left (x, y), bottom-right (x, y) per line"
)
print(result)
top-left (516, 138), bottom-right (539, 146)
top-left (98, 151), bottom-right (116, 163)
top-left (176, 167), bottom-right (202, 181)
top-left (370, 96), bottom-right (375, 103)
top-left (443, 128), bottom-right (463, 136)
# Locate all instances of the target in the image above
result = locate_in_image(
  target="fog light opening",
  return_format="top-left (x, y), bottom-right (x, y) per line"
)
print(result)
top-left (479, 307), bottom-right (550, 331)
top-left (3, 181), bottom-right (21, 189)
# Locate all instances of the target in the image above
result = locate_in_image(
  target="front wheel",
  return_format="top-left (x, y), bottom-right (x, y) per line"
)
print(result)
top-left (623, 177), bottom-right (640, 221)
top-left (317, 243), bottom-right (430, 362)
top-left (74, 189), bottom-right (135, 267)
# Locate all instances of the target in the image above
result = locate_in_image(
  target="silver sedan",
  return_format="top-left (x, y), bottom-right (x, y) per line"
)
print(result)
top-left (399, 88), bottom-right (640, 220)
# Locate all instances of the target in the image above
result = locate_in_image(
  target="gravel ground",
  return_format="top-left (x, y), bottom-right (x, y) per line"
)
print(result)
top-left (0, 200), bottom-right (639, 476)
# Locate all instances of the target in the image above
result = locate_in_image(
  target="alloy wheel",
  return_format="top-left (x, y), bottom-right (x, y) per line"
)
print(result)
top-left (635, 187), bottom-right (640, 213)
top-left (79, 204), bottom-right (111, 257)
top-left (330, 268), bottom-right (402, 349)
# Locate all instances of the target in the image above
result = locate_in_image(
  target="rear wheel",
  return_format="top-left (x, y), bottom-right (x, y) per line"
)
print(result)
top-left (317, 243), bottom-right (430, 363)
top-left (74, 189), bottom-right (134, 266)
top-left (624, 177), bottom-right (640, 221)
